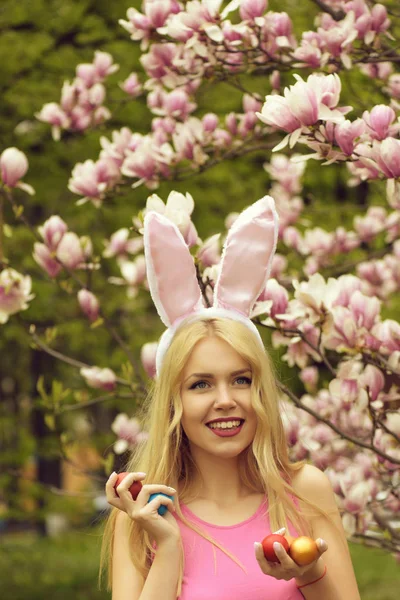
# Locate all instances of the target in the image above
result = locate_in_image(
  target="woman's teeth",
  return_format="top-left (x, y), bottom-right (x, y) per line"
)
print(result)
top-left (208, 420), bottom-right (242, 430)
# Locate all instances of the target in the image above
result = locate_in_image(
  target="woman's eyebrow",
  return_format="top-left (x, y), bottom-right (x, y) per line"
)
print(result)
top-left (184, 368), bottom-right (251, 382)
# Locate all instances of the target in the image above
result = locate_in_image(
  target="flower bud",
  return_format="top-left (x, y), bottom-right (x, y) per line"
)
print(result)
top-left (78, 289), bottom-right (100, 322)
top-left (0, 147), bottom-right (28, 187)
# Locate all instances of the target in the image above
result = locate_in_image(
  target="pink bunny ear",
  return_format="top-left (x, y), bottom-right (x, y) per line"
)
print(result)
top-left (213, 196), bottom-right (279, 317)
top-left (144, 211), bottom-right (204, 327)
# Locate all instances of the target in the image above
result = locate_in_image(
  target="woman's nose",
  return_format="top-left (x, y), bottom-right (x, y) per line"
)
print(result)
top-left (214, 384), bottom-right (236, 406)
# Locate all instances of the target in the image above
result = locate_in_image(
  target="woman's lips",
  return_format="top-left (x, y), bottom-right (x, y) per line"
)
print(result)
top-left (206, 422), bottom-right (244, 437)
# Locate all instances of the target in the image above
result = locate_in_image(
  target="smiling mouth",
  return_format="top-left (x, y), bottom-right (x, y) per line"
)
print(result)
top-left (206, 419), bottom-right (245, 430)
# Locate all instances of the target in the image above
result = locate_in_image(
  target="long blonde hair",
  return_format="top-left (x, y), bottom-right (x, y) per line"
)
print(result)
top-left (99, 317), bottom-right (337, 595)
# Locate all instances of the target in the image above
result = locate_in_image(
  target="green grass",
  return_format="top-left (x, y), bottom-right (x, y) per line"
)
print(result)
top-left (0, 526), bottom-right (399, 599)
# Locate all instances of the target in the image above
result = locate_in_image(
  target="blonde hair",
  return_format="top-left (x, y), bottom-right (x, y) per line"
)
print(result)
top-left (99, 317), bottom-right (337, 596)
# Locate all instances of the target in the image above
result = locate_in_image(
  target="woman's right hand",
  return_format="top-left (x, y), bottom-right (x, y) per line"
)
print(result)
top-left (105, 472), bottom-right (181, 548)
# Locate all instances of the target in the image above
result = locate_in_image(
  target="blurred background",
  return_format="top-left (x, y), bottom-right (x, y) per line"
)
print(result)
top-left (0, 0), bottom-right (399, 598)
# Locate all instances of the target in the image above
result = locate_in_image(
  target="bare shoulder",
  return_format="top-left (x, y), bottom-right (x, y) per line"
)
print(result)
top-left (291, 464), bottom-right (361, 598)
top-left (291, 463), bottom-right (338, 513)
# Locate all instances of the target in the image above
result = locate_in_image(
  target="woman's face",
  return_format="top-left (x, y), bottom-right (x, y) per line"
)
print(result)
top-left (180, 335), bottom-right (258, 459)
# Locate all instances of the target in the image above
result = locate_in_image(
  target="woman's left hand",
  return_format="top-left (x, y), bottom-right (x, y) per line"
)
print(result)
top-left (254, 528), bottom-right (328, 581)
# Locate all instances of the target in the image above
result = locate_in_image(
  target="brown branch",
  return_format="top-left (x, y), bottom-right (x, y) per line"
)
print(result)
top-left (30, 328), bottom-right (131, 387)
top-left (310, 0), bottom-right (346, 20)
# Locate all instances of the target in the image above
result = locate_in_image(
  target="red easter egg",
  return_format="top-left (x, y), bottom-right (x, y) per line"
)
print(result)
top-left (261, 533), bottom-right (290, 563)
top-left (114, 472), bottom-right (143, 500)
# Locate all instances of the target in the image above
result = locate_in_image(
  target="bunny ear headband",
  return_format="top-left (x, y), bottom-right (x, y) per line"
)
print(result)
top-left (143, 195), bottom-right (279, 375)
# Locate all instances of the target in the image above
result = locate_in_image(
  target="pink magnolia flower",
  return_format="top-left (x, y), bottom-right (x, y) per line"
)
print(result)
top-left (143, 190), bottom-right (199, 247)
top-left (0, 147), bottom-right (35, 195)
top-left (93, 51), bottom-right (119, 79)
top-left (360, 365), bottom-right (385, 402)
top-left (35, 102), bottom-right (70, 140)
top-left (38, 216), bottom-right (68, 251)
top-left (33, 243), bottom-right (62, 278)
top-left (348, 290), bottom-right (381, 330)
top-left (120, 72), bottom-right (143, 97)
top-left (69, 158), bottom-right (120, 206)
top-left (111, 413), bottom-right (148, 454)
top-left (0, 268), bottom-right (34, 324)
top-left (55, 232), bottom-right (85, 269)
top-left (372, 138), bottom-right (400, 178)
top-left (299, 366), bottom-right (319, 392)
top-left (117, 255), bottom-right (147, 298)
top-left (270, 253), bottom-right (288, 279)
top-left (341, 481), bottom-right (371, 515)
top-left (103, 228), bottom-right (144, 259)
top-left (334, 118), bottom-right (365, 155)
top-left (264, 153), bottom-right (305, 195)
top-left (257, 279), bottom-right (288, 318)
top-left (140, 342), bottom-right (158, 379)
top-left (239, 0), bottom-right (267, 21)
top-left (257, 95), bottom-right (302, 132)
top-left (202, 113), bottom-right (219, 132)
top-left (80, 366), bottom-right (116, 391)
top-left (197, 233), bottom-right (221, 267)
top-left (77, 289), bottom-right (100, 322)
top-left (293, 273), bottom-right (340, 317)
top-left (362, 105), bottom-right (397, 140)
top-left (371, 319), bottom-right (400, 353)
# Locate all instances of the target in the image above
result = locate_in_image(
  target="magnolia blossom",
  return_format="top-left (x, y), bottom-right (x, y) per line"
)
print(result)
top-left (141, 190), bottom-right (199, 247)
top-left (0, 147), bottom-right (34, 195)
top-left (111, 413), bottom-right (149, 454)
top-left (0, 269), bottom-right (34, 324)
top-left (68, 158), bottom-right (120, 206)
top-left (103, 228), bottom-right (144, 260)
top-left (33, 243), bottom-right (62, 278)
top-left (77, 289), bottom-right (100, 322)
top-left (119, 72), bottom-right (143, 97)
top-left (38, 215), bottom-right (68, 251)
top-left (197, 233), bottom-right (221, 267)
top-left (80, 366), bottom-right (116, 391)
top-left (140, 342), bottom-right (158, 379)
top-left (36, 51), bottom-right (117, 139)
top-left (55, 232), bottom-right (85, 269)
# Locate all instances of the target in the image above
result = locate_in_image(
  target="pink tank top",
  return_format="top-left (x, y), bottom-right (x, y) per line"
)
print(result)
top-left (152, 496), bottom-right (304, 600)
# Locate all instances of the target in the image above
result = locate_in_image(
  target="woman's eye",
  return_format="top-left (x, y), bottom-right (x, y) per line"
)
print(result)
top-left (190, 380), bottom-right (209, 390)
top-left (235, 377), bottom-right (252, 385)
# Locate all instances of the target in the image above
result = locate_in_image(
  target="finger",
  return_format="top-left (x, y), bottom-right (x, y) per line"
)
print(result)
top-left (254, 542), bottom-right (273, 575)
top-left (136, 484), bottom-right (177, 507)
top-left (273, 542), bottom-right (295, 568)
top-left (114, 472), bottom-right (144, 499)
top-left (316, 538), bottom-right (328, 554)
top-left (273, 527), bottom-right (286, 535)
top-left (105, 472), bottom-right (125, 510)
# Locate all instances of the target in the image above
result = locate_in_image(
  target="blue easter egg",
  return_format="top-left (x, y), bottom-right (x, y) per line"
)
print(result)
top-left (148, 492), bottom-right (174, 516)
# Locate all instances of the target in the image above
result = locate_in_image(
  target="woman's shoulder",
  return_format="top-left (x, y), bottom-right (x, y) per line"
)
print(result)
top-left (290, 463), bottom-right (338, 512)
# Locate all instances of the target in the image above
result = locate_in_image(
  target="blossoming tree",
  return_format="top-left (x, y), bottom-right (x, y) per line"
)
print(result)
top-left (1, 0), bottom-right (400, 558)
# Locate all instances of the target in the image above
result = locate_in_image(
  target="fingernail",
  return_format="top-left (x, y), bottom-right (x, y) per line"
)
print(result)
top-left (318, 539), bottom-right (327, 550)
top-left (109, 471), bottom-right (116, 478)
top-left (274, 527), bottom-right (285, 534)
top-left (273, 542), bottom-right (281, 551)
top-left (168, 487), bottom-right (177, 492)
top-left (137, 472), bottom-right (147, 476)
top-left (254, 542), bottom-right (259, 551)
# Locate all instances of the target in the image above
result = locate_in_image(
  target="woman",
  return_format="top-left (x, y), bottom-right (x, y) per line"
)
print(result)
top-left (99, 197), bottom-right (361, 599)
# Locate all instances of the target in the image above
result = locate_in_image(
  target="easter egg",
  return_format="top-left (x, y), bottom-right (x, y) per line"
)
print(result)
top-left (148, 492), bottom-right (174, 516)
top-left (114, 472), bottom-right (143, 500)
top-left (289, 536), bottom-right (319, 566)
top-left (261, 533), bottom-right (290, 562)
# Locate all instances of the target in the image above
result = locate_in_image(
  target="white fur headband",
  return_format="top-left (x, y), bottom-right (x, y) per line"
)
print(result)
top-left (143, 195), bottom-right (279, 375)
